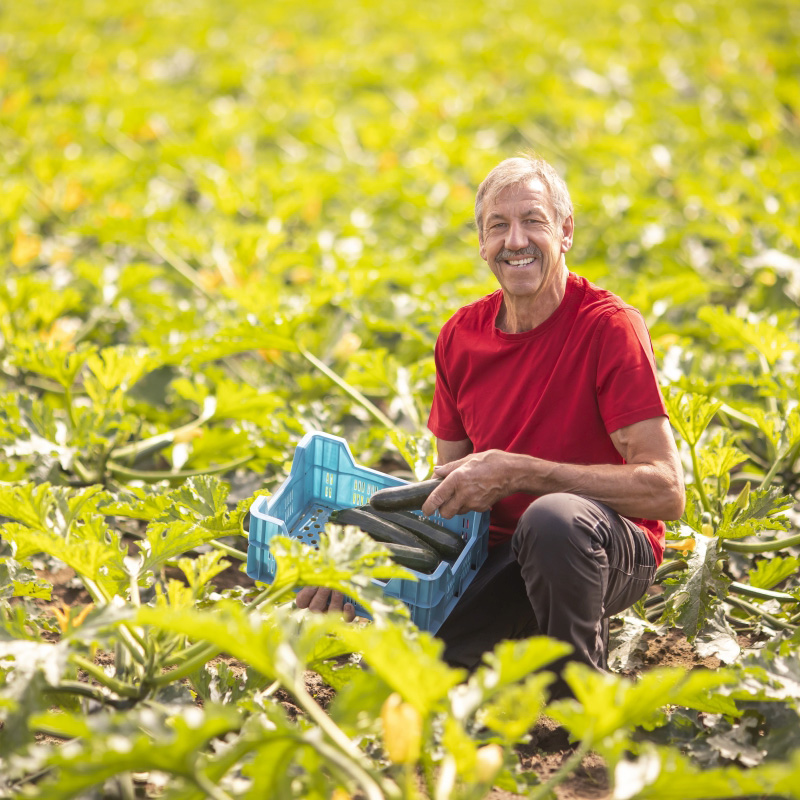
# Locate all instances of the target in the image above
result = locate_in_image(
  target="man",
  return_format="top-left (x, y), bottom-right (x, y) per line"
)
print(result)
top-left (419, 155), bottom-right (684, 693)
top-left (298, 155), bottom-right (684, 694)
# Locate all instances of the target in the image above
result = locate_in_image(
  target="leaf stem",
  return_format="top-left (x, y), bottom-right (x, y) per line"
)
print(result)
top-left (45, 680), bottom-right (132, 708)
top-left (72, 655), bottom-right (141, 698)
top-left (149, 235), bottom-right (218, 304)
top-left (81, 577), bottom-right (146, 663)
top-left (211, 538), bottom-right (247, 561)
top-left (163, 585), bottom-right (294, 667)
top-left (107, 454), bottom-right (251, 482)
top-left (300, 346), bottom-right (397, 432)
top-left (192, 769), bottom-right (235, 800)
top-left (759, 438), bottom-right (800, 492)
top-left (723, 596), bottom-right (797, 631)
top-left (110, 403), bottom-right (217, 462)
top-left (654, 559), bottom-right (687, 583)
top-left (759, 455), bottom-right (786, 492)
top-left (305, 734), bottom-right (395, 800)
top-left (728, 581), bottom-right (798, 604)
top-left (293, 679), bottom-right (389, 800)
top-left (689, 445), bottom-right (712, 514)
top-left (151, 643), bottom-right (221, 686)
top-left (721, 533), bottom-right (800, 553)
top-left (527, 738), bottom-right (591, 800)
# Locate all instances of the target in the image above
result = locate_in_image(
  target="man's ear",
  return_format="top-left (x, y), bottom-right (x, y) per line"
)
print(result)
top-left (560, 214), bottom-right (574, 253)
top-left (478, 231), bottom-right (487, 262)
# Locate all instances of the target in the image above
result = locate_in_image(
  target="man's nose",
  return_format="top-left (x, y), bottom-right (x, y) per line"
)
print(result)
top-left (505, 221), bottom-right (528, 251)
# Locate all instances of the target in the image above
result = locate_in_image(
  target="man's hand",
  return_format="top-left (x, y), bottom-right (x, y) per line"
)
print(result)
top-left (421, 449), bottom-right (521, 518)
top-left (295, 586), bottom-right (356, 622)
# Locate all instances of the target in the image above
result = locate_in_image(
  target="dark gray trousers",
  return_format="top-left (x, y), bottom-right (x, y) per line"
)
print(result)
top-left (436, 493), bottom-right (656, 696)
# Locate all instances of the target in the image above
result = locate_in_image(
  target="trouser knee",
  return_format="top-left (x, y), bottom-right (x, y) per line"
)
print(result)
top-left (512, 493), bottom-right (593, 569)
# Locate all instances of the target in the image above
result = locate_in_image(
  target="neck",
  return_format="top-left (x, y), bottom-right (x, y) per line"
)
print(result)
top-left (496, 265), bottom-right (568, 333)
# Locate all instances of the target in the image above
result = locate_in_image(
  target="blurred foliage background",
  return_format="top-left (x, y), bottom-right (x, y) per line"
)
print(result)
top-left (1, 0), bottom-right (799, 475)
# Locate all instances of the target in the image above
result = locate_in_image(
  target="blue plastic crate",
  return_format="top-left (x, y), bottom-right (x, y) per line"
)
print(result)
top-left (247, 431), bottom-right (489, 633)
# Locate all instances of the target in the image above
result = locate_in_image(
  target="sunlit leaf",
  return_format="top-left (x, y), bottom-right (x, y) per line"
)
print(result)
top-left (748, 556), bottom-right (800, 591)
top-left (662, 534), bottom-right (730, 638)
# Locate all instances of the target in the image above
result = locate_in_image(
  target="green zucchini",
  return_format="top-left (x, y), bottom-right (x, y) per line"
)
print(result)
top-left (370, 509), bottom-right (465, 560)
top-left (368, 478), bottom-right (443, 512)
top-left (382, 542), bottom-right (440, 574)
top-left (328, 507), bottom-right (440, 574)
top-left (329, 507), bottom-right (437, 553)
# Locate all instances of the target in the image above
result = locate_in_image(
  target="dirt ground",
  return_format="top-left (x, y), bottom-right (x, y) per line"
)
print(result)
top-left (35, 557), bottom-right (717, 800)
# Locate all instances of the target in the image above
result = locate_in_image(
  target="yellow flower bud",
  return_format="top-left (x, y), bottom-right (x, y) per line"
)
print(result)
top-left (381, 693), bottom-right (422, 765)
top-left (475, 744), bottom-right (504, 784)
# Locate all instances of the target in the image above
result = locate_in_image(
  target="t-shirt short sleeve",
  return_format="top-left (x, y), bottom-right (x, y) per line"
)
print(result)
top-left (595, 307), bottom-right (668, 434)
top-left (428, 328), bottom-right (469, 441)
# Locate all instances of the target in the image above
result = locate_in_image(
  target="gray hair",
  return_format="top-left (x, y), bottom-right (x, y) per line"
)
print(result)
top-left (475, 155), bottom-right (573, 239)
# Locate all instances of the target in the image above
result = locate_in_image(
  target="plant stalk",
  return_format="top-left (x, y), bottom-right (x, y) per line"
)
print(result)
top-left (72, 655), bottom-right (141, 698)
top-left (724, 595), bottom-right (797, 631)
top-left (528, 738), bottom-right (591, 800)
top-left (45, 680), bottom-right (132, 708)
top-left (300, 346), bottom-right (397, 432)
top-left (192, 770), bottom-right (235, 800)
top-left (163, 585), bottom-right (294, 668)
top-left (110, 405), bottom-right (217, 462)
top-left (729, 581), bottom-right (798, 604)
top-left (654, 559), bottom-right (687, 583)
top-left (211, 538), bottom-right (247, 561)
top-left (721, 533), bottom-right (800, 553)
top-left (294, 683), bottom-right (389, 800)
top-left (149, 235), bottom-right (218, 304)
top-left (107, 454), bottom-right (252, 482)
top-left (689, 444), bottom-right (712, 514)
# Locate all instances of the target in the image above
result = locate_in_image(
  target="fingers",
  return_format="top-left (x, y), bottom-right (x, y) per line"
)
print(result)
top-left (433, 457), bottom-right (466, 477)
top-left (329, 592), bottom-right (356, 622)
top-left (422, 476), bottom-right (457, 517)
top-left (295, 586), bottom-right (357, 622)
top-left (295, 586), bottom-right (318, 610)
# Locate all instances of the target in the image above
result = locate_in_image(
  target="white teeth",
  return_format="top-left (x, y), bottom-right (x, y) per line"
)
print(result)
top-left (506, 257), bottom-right (534, 266)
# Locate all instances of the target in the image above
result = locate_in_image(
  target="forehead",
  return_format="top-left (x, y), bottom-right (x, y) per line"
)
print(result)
top-left (487, 178), bottom-right (554, 216)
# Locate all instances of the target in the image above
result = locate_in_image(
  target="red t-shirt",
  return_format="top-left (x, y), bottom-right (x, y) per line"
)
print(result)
top-left (427, 272), bottom-right (668, 565)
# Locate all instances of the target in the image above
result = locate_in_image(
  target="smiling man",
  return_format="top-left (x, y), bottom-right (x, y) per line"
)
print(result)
top-left (422, 155), bottom-right (685, 695)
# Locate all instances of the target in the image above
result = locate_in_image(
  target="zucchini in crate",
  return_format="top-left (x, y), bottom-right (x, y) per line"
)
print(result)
top-left (368, 478), bottom-right (443, 512)
top-left (329, 507), bottom-right (433, 551)
top-left (370, 509), bottom-right (465, 560)
top-left (383, 542), bottom-right (440, 574)
top-left (329, 507), bottom-right (440, 574)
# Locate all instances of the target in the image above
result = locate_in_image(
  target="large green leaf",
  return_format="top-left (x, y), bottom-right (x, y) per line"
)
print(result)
top-left (618, 746), bottom-right (800, 800)
top-left (662, 534), bottom-right (730, 638)
top-left (27, 705), bottom-right (242, 799)
top-left (748, 556), bottom-right (800, 591)
top-left (336, 622), bottom-right (465, 716)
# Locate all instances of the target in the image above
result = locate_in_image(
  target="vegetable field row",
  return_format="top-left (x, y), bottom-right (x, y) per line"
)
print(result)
top-left (1, 0), bottom-right (799, 797)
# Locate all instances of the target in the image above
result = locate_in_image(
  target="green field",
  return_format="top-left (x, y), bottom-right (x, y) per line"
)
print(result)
top-left (2, 0), bottom-right (800, 797)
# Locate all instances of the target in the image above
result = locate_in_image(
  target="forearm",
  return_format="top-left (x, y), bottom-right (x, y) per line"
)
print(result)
top-left (426, 418), bottom-right (686, 521)
top-left (506, 452), bottom-right (684, 521)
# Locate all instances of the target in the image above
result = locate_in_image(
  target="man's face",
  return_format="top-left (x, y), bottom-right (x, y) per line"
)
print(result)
top-left (478, 178), bottom-right (573, 301)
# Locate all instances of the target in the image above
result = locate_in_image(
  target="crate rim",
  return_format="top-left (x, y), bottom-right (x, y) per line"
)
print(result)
top-left (251, 430), bottom-right (412, 527)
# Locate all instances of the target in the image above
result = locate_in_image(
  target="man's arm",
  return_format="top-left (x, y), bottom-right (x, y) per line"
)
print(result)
top-left (436, 437), bottom-right (473, 466)
top-left (421, 416), bottom-right (685, 521)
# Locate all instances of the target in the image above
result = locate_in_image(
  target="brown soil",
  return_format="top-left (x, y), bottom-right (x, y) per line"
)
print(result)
top-left (621, 628), bottom-right (723, 673)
